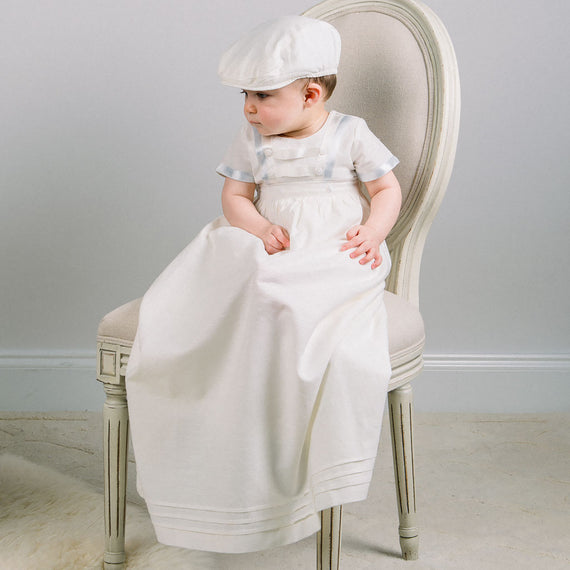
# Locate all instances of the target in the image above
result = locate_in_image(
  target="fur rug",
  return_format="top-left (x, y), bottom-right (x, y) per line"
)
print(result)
top-left (0, 454), bottom-right (214, 569)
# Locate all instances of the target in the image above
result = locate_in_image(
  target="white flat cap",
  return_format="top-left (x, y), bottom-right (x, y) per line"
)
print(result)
top-left (218, 16), bottom-right (341, 91)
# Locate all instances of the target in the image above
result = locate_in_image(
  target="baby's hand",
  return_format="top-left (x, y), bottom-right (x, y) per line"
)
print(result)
top-left (259, 223), bottom-right (290, 254)
top-left (341, 225), bottom-right (383, 269)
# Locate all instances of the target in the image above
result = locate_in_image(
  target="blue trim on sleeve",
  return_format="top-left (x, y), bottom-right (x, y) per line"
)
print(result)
top-left (215, 164), bottom-right (255, 183)
top-left (357, 155), bottom-right (400, 182)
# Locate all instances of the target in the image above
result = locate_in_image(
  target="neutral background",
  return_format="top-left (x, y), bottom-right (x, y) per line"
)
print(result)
top-left (1, 0), bottom-right (569, 411)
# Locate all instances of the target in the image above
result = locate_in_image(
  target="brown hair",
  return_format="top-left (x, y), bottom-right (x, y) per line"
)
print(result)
top-left (305, 75), bottom-right (337, 102)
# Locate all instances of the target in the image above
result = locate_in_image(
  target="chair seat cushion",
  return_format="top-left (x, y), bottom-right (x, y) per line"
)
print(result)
top-left (97, 297), bottom-right (142, 347)
top-left (97, 292), bottom-right (424, 366)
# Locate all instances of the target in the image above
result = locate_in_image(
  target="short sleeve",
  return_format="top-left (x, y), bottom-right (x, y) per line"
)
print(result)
top-left (351, 118), bottom-right (399, 182)
top-left (216, 123), bottom-right (255, 183)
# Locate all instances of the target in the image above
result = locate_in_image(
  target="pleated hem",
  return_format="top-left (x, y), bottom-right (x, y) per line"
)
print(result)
top-left (154, 512), bottom-right (320, 554)
top-left (147, 458), bottom-right (375, 553)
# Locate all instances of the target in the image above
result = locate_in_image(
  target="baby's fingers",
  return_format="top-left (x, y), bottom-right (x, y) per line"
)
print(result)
top-left (265, 242), bottom-right (280, 255)
top-left (272, 226), bottom-right (290, 248)
top-left (370, 252), bottom-right (383, 269)
top-left (359, 249), bottom-right (376, 265)
top-left (349, 241), bottom-right (370, 259)
top-left (340, 233), bottom-right (363, 252)
top-left (362, 250), bottom-right (383, 269)
top-left (345, 225), bottom-right (361, 241)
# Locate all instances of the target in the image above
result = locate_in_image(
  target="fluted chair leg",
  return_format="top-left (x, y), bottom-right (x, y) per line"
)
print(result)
top-left (103, 381), bottom-right (129, 569)
top-left (316, 505), bottom-right (342, 569)
top-left (388, 383), bottom-right (419, 560)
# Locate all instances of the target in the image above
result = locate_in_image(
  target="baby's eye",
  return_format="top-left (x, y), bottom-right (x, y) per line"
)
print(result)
top-left (255, 92), bottom-right (269, 100)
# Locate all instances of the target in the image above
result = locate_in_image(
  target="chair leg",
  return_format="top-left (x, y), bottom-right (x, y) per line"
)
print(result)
top-left (316, 506), bottom-right (342, 570)
top-left (103, 381), bottom-right (129, 569)
top-left (388, 383), bottom-right (419, 560)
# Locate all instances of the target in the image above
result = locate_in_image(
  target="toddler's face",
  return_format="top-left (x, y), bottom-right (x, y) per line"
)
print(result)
top-left (241, 80), bottom-right (309, 138)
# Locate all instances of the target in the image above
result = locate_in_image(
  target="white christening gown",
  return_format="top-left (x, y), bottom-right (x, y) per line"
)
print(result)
top-left (126, 111), bottom-right (399, 553)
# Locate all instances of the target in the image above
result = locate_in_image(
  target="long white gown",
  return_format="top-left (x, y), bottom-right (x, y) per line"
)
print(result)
top-left (125, 110), bottom-right (399, 553)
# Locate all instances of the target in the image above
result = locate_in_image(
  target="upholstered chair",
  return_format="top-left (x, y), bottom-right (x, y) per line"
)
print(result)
top-left (96, 0), bottom-right (460, 568)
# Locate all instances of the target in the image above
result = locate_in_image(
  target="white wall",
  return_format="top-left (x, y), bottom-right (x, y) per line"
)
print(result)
top-left (1, 0), bottom-right (569, 411)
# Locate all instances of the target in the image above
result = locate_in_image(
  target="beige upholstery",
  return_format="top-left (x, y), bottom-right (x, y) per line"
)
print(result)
top-left (97, 292), bottom-right (425, 380)
top-left (328, 11), bottom-right (430, 211)
top-left (96, 1), bottom-right (459, 568)
top-left (97, 299), bottom-right (140, 348)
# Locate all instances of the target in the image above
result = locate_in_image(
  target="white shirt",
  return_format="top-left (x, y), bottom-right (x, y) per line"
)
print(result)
top-left (216, 110), bottom-right (399, 186)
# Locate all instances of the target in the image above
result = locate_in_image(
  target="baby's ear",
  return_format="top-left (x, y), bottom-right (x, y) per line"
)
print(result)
top-left (304, 82), bottom-right (324, 106)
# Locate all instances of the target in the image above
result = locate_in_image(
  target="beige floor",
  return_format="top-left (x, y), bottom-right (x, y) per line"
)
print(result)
top-left (1, 411), bottom-right (569, 569)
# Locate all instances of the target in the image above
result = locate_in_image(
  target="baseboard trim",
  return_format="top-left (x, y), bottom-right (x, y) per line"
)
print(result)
top-left (0, 352), bottom-right (101, 412)
top-left (2, 351), bottom-right (568, 371)
top-left (1, 352), bottom-right (569, 412)
top-left (0, 352), bottom-right (96, 370)
top-left (424, 353), bottom-right (570, 372)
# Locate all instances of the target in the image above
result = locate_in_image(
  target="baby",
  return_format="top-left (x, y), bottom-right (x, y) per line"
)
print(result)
top-left (218, 16), bottom-right (401, 269)
top-left (126, 15), bottom-right (402, 554)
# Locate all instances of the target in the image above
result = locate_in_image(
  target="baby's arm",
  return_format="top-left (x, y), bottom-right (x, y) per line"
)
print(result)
top-left (221, 177), bottom-right (290, 254)
top-left (340, 171), bottom-right (402, 269)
